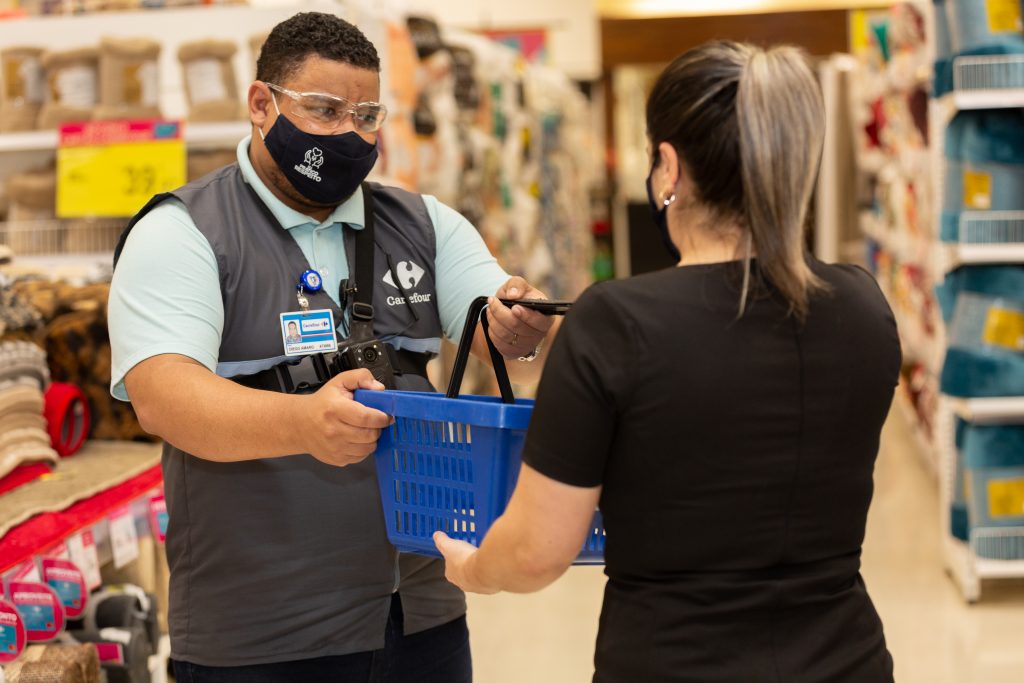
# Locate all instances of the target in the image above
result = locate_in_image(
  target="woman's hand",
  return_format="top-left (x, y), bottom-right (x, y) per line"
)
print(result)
top-left (486, 276), bottom-right (553, 360)
top-left (433, 532), bottom-right (500, 594)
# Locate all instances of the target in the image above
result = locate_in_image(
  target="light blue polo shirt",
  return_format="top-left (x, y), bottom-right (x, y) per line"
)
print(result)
top-left (109, 136), bottom-right (509, 400)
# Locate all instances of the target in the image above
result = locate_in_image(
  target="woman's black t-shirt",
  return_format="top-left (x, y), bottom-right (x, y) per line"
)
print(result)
top-left (522, 258), bottom-right (901, 683)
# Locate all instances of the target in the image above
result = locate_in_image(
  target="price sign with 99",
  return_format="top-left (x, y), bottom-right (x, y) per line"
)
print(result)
top-left (57, 120), bottom-right (186, 218)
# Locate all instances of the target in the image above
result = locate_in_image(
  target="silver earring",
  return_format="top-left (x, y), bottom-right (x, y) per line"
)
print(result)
top-left (661, 193), bottom-right (677, 207)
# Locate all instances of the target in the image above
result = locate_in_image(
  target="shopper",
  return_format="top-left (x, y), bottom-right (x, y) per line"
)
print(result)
top-left (108, 12), bottom-right (555, 682)
top-left (435, 41), bottom-right (900, 682)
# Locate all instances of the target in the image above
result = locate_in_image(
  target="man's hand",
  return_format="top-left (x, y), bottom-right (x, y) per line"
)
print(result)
top-left (485, 276), bottom-right (554, 360)
top-left (296, 369), bottom-right (393, 467)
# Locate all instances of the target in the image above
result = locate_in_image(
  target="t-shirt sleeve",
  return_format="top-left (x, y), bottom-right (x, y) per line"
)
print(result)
top-left (425, 196), bottom-right (510, 341)
top-left (108, 199), bottom-right (224, 401)
top-left (521, 283), bottom-right (639, 487)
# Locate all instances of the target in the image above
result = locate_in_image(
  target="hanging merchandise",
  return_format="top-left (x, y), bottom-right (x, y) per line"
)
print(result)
top-left (405, 16), bottom-right (444, 59)
top-left (35, 557), bottom-right (87, 620)
top-left (67, 584), bottom-right (159, 683)
top-left (4, 581), bottom-right (64, 643)
top-left (178, 40), bottom-right (242, 122)
top-left (941, 109), bottom-right (1024, 241)
top-left (38, 47), bottom-right (100, 130)
top-left (95, 37), bottom-right (162, 121)
top-left (0, 47), bottom-right (45, 133)
top-left (0, 597), bottom-right (27, 664)
top-left (375, 20), bottom-right (419, 190)
top-left (932, 0), bottom-right (955, 96)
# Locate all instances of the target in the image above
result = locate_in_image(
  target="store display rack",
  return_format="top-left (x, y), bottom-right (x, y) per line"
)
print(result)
top-left (932, 49), bottom-right (1024, 602)
top-left (0, 441), bottom-right (166, 680)
top-left (847, 5), bottom-right (1024, 601)
top-left (0, 121), bottom-right (250, 154)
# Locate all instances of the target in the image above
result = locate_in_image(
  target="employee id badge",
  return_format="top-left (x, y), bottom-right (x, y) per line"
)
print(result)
top-left (281, 309), bottom-right (339, 357)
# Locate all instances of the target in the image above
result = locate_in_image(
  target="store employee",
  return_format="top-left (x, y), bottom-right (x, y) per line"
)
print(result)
top-left (108, 12), bottom-right (556, 682)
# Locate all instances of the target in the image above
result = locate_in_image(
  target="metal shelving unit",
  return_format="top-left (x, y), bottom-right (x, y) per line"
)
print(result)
top-left (933, 52), bottom-right (1024, 602)
top-left (0, 121), bottom-right (249, 153)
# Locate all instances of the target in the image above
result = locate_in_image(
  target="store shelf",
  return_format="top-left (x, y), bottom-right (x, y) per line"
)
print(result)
top-left (944, 534), bottom-right (1024, 603)
top-left (936, 242), bottom-right (1024, 271)
top-left (0, 441), bottom-right (162, 576)
top-left (0, 121), bottom-right (248, 153)
top-left (949, 396), bottom-right (1024, 425)
top-left (952, 90), bottom-right (1024, 110)
top-left (952, 54), bottom-right (1024, 108)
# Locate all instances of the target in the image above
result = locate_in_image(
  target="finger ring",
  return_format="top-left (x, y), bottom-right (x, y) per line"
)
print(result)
top-left (512, 333), bottom-right (519, 346)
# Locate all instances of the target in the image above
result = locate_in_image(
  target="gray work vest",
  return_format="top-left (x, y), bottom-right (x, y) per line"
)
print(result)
top-left (119, 165), bottom-right (465, 667)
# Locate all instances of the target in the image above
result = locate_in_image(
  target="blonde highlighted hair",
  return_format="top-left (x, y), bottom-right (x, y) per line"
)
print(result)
top-left (646, 41), bottom-right (827, 320)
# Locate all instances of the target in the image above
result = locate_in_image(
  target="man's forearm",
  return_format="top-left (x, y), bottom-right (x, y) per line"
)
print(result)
top-left (126, 356), bottom-right (304, 462)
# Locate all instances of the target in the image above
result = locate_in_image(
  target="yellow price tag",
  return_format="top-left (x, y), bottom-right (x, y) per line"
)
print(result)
top-left (982, 306), bottom-right (1024, 351)
top-left (988, 478), bottom-right (1024, 518)
top-left (987, 0), bottom-right (1023, 33)
top-left (963, 169), bottom-right (993, 210)
top-left (57, 120), bottom-right (186, 218)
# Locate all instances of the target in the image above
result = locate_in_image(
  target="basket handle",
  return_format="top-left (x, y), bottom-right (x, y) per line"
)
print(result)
top-left (445, 296), bottom-right (571, 403)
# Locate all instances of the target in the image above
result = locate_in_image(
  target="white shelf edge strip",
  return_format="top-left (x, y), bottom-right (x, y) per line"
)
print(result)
top-left (0, 122), bottom-right (249, 153)
top-left (953, 90), bottom-right (1024, 110)
top-left (949, 396), bottom-right (1024, 422)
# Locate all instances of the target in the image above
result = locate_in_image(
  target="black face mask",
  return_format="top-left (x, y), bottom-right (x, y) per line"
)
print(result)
top-left (646, 162), bottom-right (681, 262)
top-left (262, 108), bottom-right (379, 205)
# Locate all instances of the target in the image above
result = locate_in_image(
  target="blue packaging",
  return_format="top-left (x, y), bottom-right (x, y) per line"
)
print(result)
top-left (962, 423), bottom-right (1024, 559)
top-left (947, 0), bottom-right (1024, 54)
top-left (941, 290), bottom-right (1024, 397)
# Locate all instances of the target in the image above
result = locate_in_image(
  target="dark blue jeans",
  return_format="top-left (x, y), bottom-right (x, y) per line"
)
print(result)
top-left (172, 594), bottom-right (471, 683)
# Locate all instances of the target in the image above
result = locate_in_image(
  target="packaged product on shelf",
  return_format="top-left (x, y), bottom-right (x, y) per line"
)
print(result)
top-left (945, 0), bottom-right (1024, 54)
top-left (962, 422), bottom-right (1024, 559)
top-left (942, 288), bottom-right (1024, 397)
top-left (38, 47), bottom-right (99, 130)
top-left (63, 217), bottom-right (124, 254)
top-left (249, 32), bottom-right (268, 71)
top-left (932, 0), bottom-right (955, 96)
top-left (0, 47), bottom-right (46, 133)
top-left (95, 37), bottom-right (161, 121)
top-left (187, 148), bottom-right (238, 182)
top-left (178, 39), bottom-right (243, 122)
top-left (0, 339), bottom-right (57, 479)
top-left (941, 109), bottom-right (1024, 242)
top-left (4, 170), bottom-right (60, 257)
top-left (6, 643), bottom-right (101, 682)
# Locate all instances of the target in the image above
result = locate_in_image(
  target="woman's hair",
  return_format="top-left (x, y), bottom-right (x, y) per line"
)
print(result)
top-left (645, 41), bottom-right (827, 320)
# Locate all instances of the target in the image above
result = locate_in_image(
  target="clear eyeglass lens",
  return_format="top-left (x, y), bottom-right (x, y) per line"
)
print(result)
top-left (294, 93), bottom-right (385, 132)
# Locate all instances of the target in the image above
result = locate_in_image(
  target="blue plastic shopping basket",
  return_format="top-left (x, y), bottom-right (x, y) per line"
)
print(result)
top-left (356, 296), bottom-right (605, 563)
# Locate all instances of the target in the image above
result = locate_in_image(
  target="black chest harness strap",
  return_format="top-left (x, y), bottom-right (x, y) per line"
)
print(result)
top-left (233, 184), bottom-right (430, 394)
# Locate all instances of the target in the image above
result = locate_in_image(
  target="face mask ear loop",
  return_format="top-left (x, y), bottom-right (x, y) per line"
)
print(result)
top-left (258, 91), bottom-right (282, 141)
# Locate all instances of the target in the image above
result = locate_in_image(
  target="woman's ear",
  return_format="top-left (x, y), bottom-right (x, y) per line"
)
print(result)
top-left (657, 142), bottom-right (681, 196)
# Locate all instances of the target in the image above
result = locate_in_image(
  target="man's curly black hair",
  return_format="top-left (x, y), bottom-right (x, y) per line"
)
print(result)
top-left (256, 12), bottom-right (381, 85)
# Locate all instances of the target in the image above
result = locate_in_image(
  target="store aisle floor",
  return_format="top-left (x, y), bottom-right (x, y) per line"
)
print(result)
top-left (466, 405), bottom-right (1024, 682)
